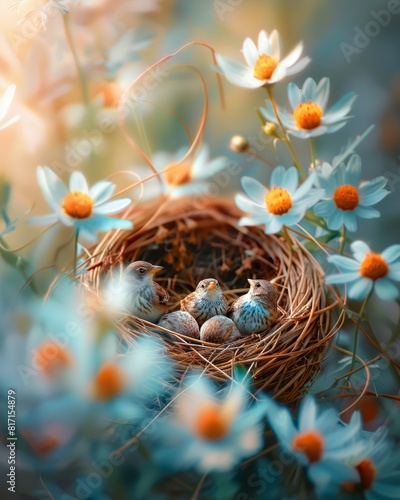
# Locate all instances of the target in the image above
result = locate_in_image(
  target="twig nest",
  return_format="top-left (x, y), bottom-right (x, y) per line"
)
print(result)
top-left (83, 197), bottom-right (341, 403)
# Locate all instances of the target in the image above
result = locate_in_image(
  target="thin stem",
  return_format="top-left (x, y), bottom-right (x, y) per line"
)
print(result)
top-left (348, 290), bottom-right (372, 376)
top-left (266, 86), bottom-right (305, 180)
top-left (309, 137), bottom-right (316, 169)
top-left (339, 225), bottom-right (346, 255)
top-left (62, 13), bottom-right (92, 118)
top-left (246, 148), bottom-right (275, 168)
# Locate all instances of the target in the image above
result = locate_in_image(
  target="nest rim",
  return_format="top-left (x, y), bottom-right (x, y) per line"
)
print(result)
top-left (82, 196), bottom-right (343, 403)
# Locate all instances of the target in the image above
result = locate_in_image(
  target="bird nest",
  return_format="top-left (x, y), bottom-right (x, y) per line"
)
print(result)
top-left (83, 197), bottom-right (342, 403)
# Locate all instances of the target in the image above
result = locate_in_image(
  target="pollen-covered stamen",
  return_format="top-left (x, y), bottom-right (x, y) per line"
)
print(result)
top-left (34, 342), bottom-right (73, 377)
top-left (333, 185), bottom-right (359, 211)
top-left (194, 402), bottom-right (231, 441)
top-left (360, 252), bottom-right (389, 281)
top-left (293, 100), bottom-right (323, 130)
top-left (265, 187), bottom-right (293, 215)
top-left (94, 362), bottom-right (126, 401)
top-left (292, 429), bottom-right (324, 463)
top-left (356, 459), bottom-right (376, 491)
top-left (164, 162), bottom-right (192, 187)
top-left (62, 191), bottom-right (94, 219)
top-left (253, 54), bottom-right (279, 80)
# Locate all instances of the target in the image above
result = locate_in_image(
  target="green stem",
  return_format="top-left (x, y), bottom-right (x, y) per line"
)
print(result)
top-left (309, 137), bottom-right (316, 169)
top-left (339, 225), bottom-right (346, 255)
top-left (266, 86), bottom-right (305, 180)
top-left (63, 13), bottom-right (92, 121)
top-left (349, 291), bottom-right (372, 376)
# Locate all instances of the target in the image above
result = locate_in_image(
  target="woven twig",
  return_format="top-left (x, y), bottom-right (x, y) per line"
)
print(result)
top-left (82, 197), bottom-right (343, 403)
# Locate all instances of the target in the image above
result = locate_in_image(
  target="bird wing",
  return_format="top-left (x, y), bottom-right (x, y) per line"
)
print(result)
top-left (180, 292), bottom-right (195, 312)
top-left (155, 282), bottom-right (171, 306)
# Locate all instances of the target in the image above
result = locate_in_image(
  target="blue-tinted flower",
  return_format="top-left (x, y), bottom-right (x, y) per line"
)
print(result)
top-left (89, 336), bottom-right (174, 421)
top-left (28, 166), bottom-right (132, 242)
top-left (313, 155), bottom-right (389, 232)
top-left (0, 84), bottom-right (20, 131)
top-left (264, 396), bottom-right (365, 490)
top-left (215, 30), bottom-right (310, 89)
top-left (142, 144), bottom-right (231, 199)
top-left (326, 241), bottom-right (400, 300)
top-left (341, 427), bottom-right (400, 500)
top-left (235, 166), bottom-right (323, 234)
top-left (154, 371), bottom-right (265, 472)
top-left (260, 77), bottom-right (357, 138)
top-left (265, 396), bottom-right (364, 465)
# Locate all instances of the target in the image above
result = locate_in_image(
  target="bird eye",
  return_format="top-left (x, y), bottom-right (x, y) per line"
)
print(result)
top-left (201, 284), bottom-right (206, 288)
top-left (138, 268), bottom-right (146, 274)
top-left (256, 282), bottom-right (261, 288)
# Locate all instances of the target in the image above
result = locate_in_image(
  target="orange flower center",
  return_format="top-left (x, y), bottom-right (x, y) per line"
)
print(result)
top-left (163, 162), bottom-right (192, 187)
top-left (94, 362), bottom-right (125, 401)
top-left (359, 252), bottom-right (389, 281)
top-left (265, 187), bottom-right (293, 215)
top-left (94, 84), bottom-right (118, 107)
top-left (62, 191), bottom-right (94, 219)
top-left (34, 342), bottom-right (72, 377)
top-left (292, 430), bottom-right (324, 463)
top-left (194, 402), bottom-right (230, 441)
top-left (34, 436), bottom-right (61, 457)
top-left (253, 54), bottom-right (279, 80)
top-left (333, 185), bottom-right (359, 211)
top-left (22, 430), bottom-right (61, 457)
top-left (356, 459), bottom-right (376, 491)
top-left (293, 101), bottom-right (323, 129)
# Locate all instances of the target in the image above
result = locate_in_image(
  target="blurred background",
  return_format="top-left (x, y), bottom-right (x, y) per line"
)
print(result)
top-left (0, 0), bottom-right (399, 251)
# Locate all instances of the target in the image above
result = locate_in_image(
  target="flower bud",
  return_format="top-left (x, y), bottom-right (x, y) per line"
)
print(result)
top-left (230, 135), bottom-right (249, 153)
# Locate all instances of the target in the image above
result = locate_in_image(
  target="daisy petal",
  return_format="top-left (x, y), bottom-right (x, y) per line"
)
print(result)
top-left (374, 279), bottom-right (399, 300)
top-left (315, 77), bottom-right (330, 110)
top-left (257, 30), bottom-right (271, 55)
top-left (325, 272), bottom-right (360, 285)
top-left (382, 245), bottom-right (400, 264)
top-left (269, 30), bottom-right (281, 60)
top-left (351, 240), bottom-right (371, 261)
top-left (235, 193), bottom-right (266, 216)
top-left (348, 277), bottom-right (373, 300)
top-left (279, 42), bottom-right (304, 70)
top-left (328, 255), bottom-right (360, 271)
top-left (241, 177), bottom-right (268, 204)
top-left (288, 82), bottom-right (303, 109)
top-left (279, 56), bottom-right (311, 79)
top-left (89, 181), bottom-right (116, 203)
top-left (93, 198), bottom-right (131, 214)
top-left (69, 171), bottom-right (89, 193)
top-left (242, 37), bottom-right (259, 67)
top-left (354, 206), bottom-right (380, 219)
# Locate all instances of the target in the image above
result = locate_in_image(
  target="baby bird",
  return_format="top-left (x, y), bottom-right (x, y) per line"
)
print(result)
top-left (180, 278), bottom-right (228, 326)
top-left (124, 261), bottom-right (170, 323)
top-left (200, 315), bottom-right (241, 344)
top-left (158, 311), bottom-right (200, 340)
top-left (229, 279), bottom-right (278, 336)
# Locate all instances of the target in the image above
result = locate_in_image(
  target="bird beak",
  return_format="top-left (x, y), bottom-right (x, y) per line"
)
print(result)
top-left (207, 282), bottom-right (216, 290)
top-left (247, 279), bottom-right (256, 289)
top-left (148, 265), bottom-right (164, 275)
